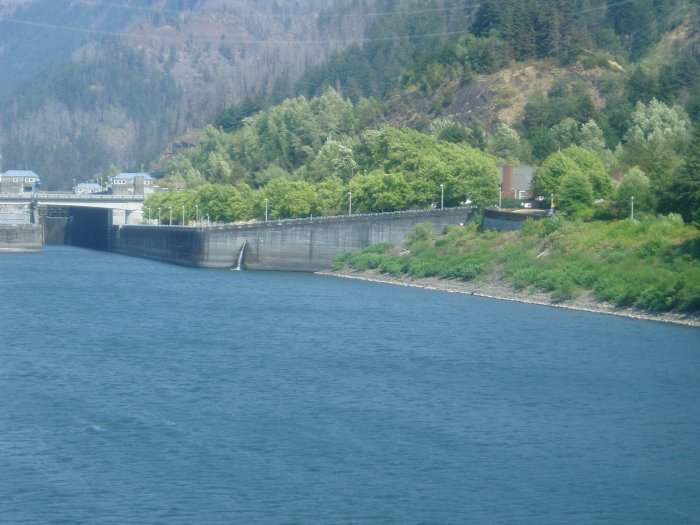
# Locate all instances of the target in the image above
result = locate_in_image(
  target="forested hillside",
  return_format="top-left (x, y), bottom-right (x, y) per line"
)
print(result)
top-left (2, 0), bottom-right (699, 222)
top-left (0, 0), bottom-right (376, 187)
top-left (146, 0), bottom-right (699, 225)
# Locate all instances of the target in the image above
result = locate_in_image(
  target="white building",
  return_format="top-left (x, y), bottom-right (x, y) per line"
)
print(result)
top-left (110, 172), bottom-right (154, 196)
top-left (0, 170), bottom-right (41, 194)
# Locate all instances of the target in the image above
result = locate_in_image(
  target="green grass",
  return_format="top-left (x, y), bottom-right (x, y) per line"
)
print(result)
top-left (334, 215), bottom-right (700, 313)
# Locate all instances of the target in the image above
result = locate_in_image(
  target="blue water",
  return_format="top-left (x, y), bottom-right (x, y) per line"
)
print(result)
top-left (1, 246), bottom-right (699, 524)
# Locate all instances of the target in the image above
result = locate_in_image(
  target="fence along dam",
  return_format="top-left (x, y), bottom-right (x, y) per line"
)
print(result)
top-left (110, 207), bottom-right (475, 272)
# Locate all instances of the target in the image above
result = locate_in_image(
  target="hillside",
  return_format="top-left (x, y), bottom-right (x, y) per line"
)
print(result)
top-left (1, 0), bottom-right (699, 195)
top-left (332, 215), bottom-right (700, 319)
top-left (0, 0), bottom-right (372, 187)
top-left (379, 61), bottom-right (618, 133)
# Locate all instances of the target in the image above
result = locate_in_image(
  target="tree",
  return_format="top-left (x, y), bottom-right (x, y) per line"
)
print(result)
top-left (532, 152), bottom-right (581, 200)
top-left (616, 167), bottom-right (654, 217)
top-left (307, 139), bottom-right (357, 183)
top-left (252, 164), bottom-right (291, 188)
top-left (261, 178), bottom-right (319, 219)
top-left (356, 127), bottom-right (499, 207)
top-left (557, 169), bottom-right (594, 217)
top-left (316, 176), bottom-right (346, 216)
top-left (547, 118), bottom-right (579, 152)
top-left (579, 119), bottom-right (614, 169)
top-left (617, 139), bottom-right (682, 210)
top-left (204, 151), bottom-right (233, 184)
top-left (309, 88), bottom-right (357, 138)
top-left (624, 98), bottom-right (691, 152)
top-left (427, 118), bottom-right (468, 144)
top-left (665, 125), bottom-right (700, 223)
top-left (348, 170), bottom-right (414, 213)
top-left (487, 123), bottom-right (525, 163)
top-left (532, 145), bottom-right (612, 202)
top-left (559, 145), bottom-right (613, 199)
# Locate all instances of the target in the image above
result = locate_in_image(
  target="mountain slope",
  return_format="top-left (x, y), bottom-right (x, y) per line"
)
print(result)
top-left (0, 0), bottom-right (370, 187)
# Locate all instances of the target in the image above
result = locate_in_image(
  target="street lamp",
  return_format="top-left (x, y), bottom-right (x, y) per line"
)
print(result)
top-left (631, 195), bottom-right (635, 220)
top-left (348, 191), bottom-right (352, 215)
top-left (440, 183), bottom-right (444, 210)
top-left (169, 206), bottom-right (172, 226)
top-left (264, 198), bottom-right (268, 222)
top-left (158, 207), bottom-right (161, 225)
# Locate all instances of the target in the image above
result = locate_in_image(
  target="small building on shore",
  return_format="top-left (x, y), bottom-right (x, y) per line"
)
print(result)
top-left (499, 166), bottom-right (534, 201)
top-left (0, 170), bottom-right (41, 194)
top-left (110, 172), bottom-right (154, 196)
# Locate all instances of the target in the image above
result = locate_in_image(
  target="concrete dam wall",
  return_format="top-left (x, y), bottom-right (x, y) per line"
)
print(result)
top-left (110, 208), bottom-right (474, 271)
top-left (0, 224), bottom-right (43, 252)
top-left (482, 207), bottom-right (549, 232)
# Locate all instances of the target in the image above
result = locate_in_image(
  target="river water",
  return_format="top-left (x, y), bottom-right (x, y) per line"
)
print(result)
top-left (1, 246), bottom-right (699, 524)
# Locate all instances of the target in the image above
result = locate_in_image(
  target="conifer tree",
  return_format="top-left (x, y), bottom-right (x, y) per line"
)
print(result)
top-left (667, 125), bottom-right (700, 223)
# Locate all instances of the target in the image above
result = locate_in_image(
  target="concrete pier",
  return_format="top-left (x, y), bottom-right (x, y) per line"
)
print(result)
top-left (0, 224), bottom-right (43, 252)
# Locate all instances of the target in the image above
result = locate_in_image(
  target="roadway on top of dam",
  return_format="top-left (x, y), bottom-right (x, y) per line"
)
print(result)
top-left (0, 192), bottom-right (144, 211)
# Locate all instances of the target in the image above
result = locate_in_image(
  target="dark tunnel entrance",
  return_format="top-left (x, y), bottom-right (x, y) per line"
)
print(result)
top-left (41, 206), bottom-right (110, 250)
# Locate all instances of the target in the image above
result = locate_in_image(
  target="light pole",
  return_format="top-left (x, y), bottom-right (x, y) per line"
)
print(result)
top-left (182, 205), bottom-right (185, 225)
top-left (195, 204), bottom-right (199, 225)
top-left (158, 207), bottom-right (161, 225)
top-left (631, 195), bottom-right (635, 220)
top-left (348, 191), bottom-right (352, 215)
top-left (169, 206), bottom-right (172, 226)
top-left (440, 183), bottom-right (444, 210)
top-left (264, 198), bottom-right (268, 222)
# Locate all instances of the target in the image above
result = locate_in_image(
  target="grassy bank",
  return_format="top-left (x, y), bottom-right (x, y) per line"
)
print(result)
top-left (333, 215), bottom-right (700, 314)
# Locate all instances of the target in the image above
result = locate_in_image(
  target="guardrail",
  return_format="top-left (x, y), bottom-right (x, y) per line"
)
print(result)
top-left (33, 192), bottom-right (144, 201)
top-left (0, 192), bottom-right (144, 201)
top-left (138, 206), bottom-right (475, 229)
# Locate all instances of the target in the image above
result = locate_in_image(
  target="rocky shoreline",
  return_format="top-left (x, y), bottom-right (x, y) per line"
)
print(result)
top-left (317, 269), bottom-right (700, 329)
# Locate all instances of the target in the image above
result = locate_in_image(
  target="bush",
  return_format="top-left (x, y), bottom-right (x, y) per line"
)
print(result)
top-left (350, 252), bottom-right (385, 271)
top-left (449, 261), bottom-right (486, 281)
top-left (379, 257), bottom-right (410, 276)
top-left (637, 277), bottom-right (683, 311)
top-left (405, 222), bottom-right (434, 246)
top-left (338, 215), bottom-right (699, 314)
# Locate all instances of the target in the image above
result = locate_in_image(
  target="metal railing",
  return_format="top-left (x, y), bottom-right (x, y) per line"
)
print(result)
top-left (33, 192), bottom-right (144, 201)
top-left (0, 191), bottom-right (144, 201)
top-left (137, 206), bottom-right (473, 229)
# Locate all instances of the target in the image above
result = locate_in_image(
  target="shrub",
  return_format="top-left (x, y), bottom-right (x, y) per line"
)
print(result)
top-left (379, 257), bottom-right (409, 276)
top-left (405, 222), bottom-right (434, 246)
top-left (449, 261), bottom-right (486, 281)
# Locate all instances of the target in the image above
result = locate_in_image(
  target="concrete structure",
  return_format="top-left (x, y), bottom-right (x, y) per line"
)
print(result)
top-left (0, 204), bottom-right (31, 225)
top-left (111, 172), bottom-right (154, 197)
top-left (74, 182), bottom-right (104, 194)
top-left (499, 166), bottom-right (534, 201)
top-left (111, 208), bottom-right (476, 271)
top-left (0, 170), bottom-right (41, 194)
top-left (483, 207), bottom-right (549, 231)
top-left (0, 224), bottom-right (42, 252)
top-left (0, 192), bottom-right (145, 226)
